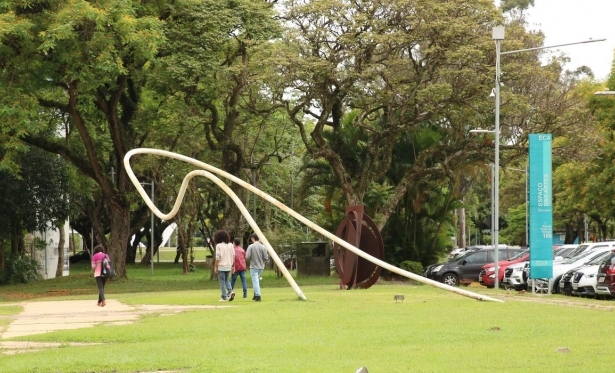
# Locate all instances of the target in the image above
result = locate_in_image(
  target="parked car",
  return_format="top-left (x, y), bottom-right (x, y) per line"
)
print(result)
top-left (479, 250), bottom-right (529, 288)
top-left (503, 261), bottom-right (529, 290)
top-left (571, 259), bottom-right (607, 298)
top-left (69, 250), bottom-right (91, 264)
top-left (529, 248), bottom-right (614, 294)
top-left (424, 247), bottom-right (524, 287)
top-left (560, 252), bottom-right (610, 297)
top-left (595, 249), bottom-right (615, 298)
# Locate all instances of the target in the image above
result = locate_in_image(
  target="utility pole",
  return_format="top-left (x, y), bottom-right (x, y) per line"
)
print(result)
top-left (244, 156), bottom-right (270, 219)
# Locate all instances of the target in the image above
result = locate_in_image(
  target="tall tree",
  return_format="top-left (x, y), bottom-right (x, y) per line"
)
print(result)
top-left (0, 146), bottom-right (70, 256)
top-left (275, 0), bottom-right (499, 230)
top-left (0, 0), bottom-right (166, 277)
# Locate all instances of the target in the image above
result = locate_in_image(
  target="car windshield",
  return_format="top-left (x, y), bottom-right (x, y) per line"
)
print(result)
top-left (507, 250), bottom-right (528, 261)
top-left (564, 244), bottom-right (589, 258)
top-left (555, 246), bottom-right (577, 258)
top-left (588, 251), bottom-right (612, 265)
top-left (449, 249), bottom-right (482, 262)
top-left (564, 250), bottom-right (602, 264)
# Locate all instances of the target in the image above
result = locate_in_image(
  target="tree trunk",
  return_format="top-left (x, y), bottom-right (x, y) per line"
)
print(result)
top-left (177, 224), bottom-right (189, 273)
top-left (55, 222), bottom-right (66, 278)
top-left (457, 207), bottom-right (466, 248)
top-left (107, 204), bottom-right (131, 278)
top-left (11, 218), bottom-right (21, 255)
top-left (0, 240), bottom-right (5, 269)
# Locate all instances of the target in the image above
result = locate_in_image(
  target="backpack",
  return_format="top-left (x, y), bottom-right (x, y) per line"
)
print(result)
top-left (102, 254), bottom-right (115, 278)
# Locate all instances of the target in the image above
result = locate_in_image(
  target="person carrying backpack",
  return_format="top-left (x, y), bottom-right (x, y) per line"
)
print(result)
top-left (91, 244), bottom-right (110, 307)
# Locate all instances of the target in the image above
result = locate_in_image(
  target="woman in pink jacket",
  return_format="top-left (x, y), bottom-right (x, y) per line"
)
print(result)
top-left (91, 245), bottom-right (109, 307)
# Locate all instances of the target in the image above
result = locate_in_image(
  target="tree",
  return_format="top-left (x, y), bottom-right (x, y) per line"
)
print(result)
top-left (275, 0), bottom-right (501, 231)
top-left (0, 0), bottom-right (171, 277)
top-left (0, 146), bottom-right (70, 275)
top-left (0, 146), bottom-right (70, 255)
top-left (500, 0), bottom-right (534, 12)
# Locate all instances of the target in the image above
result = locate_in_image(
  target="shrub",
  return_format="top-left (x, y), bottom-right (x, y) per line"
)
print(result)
top-left (0, 253), bottom-right (42, 285)
top-left (399, 260), bottom-right (423, 275)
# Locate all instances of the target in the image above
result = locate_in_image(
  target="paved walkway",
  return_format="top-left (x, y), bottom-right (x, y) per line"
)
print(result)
top-left (0, 299), bottom-right (229, 355)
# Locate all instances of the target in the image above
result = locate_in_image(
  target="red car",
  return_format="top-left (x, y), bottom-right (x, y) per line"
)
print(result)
top-left (595, 249), bottom-right (615, 298)
top-left (479, 251), bottom-right (529, 288)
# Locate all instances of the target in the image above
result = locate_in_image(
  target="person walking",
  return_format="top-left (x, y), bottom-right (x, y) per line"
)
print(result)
top-left (214, 230), bottom-right (235, 302)
top-left (246, 233), bottom-right (268, 301)
top-left (230, 237), bottom-right (248, 299)
top-left (91, 245), bottom-right (109, 307)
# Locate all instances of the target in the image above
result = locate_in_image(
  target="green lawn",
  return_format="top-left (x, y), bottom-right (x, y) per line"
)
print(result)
top-left (0, 265), bottom-right (613, 372)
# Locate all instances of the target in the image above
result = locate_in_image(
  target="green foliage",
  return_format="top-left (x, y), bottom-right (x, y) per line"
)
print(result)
top-left (399, 260), bottom-right (423, 275)
top-left (0, 253), bottom-right (42, 285)
top-left (499, 203), bottom-right (527, 245)
top-left (500, 0), bottom-right (535, 12)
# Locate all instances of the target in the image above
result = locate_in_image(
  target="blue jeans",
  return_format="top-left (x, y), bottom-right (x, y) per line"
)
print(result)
top-left (250, 268), bottom-right (263, 296)
top-left (217, 271), bottom-right (232, 299)
top-left (231, 270), bottom-right (247, 296)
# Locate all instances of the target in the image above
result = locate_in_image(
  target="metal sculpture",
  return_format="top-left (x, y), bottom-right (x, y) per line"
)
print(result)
top-left (334, 206), bottom-right (384, 289)
top-left (124, 148), bottom-right (503, 303)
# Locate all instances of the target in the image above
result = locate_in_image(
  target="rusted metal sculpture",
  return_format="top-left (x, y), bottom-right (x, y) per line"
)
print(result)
top-left (334, 206), bottom-right (384, 289)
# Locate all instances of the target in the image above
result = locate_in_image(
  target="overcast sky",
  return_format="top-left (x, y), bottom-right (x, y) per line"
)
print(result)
top-left (514, 0), bottom-right (614, 81)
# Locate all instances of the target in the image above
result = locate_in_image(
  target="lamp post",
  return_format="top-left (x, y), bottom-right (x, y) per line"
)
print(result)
top-left (140, 181), bottom-right (155, 275)
top-left (478, 27), bottom-right (605, 290)
top-left (244, 157), bottom-right (271, 219)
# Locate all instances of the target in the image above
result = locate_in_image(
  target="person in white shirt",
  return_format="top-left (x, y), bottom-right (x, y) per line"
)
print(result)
top-left (214, 230), bottom-right (235, 302)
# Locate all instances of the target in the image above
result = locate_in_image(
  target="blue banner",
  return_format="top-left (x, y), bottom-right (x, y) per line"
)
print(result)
top-left (528, 134), bottom-right (553, 278)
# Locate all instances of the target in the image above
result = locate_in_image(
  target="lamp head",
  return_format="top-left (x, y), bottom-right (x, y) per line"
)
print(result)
top-left (489, 88), bottom-right (496, 98)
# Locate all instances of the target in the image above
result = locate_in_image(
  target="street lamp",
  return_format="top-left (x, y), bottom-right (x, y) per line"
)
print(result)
top-left (487, 26), bottom-right (605, 290)
top-left (469, 128), bottom-right (496, 249)
top-left (244, 157), bottom-right (270, 219)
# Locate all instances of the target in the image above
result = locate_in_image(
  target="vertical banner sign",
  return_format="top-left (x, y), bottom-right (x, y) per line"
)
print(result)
top-left (528, 134), bottom-right (553, 278)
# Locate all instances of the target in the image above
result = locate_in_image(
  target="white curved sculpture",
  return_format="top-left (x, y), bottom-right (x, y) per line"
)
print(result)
top-left (124, 148), bottom-right (503, 303)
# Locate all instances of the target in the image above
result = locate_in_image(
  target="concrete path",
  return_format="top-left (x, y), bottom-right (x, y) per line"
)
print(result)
top-left (0, 299), bottom-right (229, 355)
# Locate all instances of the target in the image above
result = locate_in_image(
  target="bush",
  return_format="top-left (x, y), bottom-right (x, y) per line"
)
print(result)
top-left (399, 260), bottom-right (423, 275)
top-left (0, 253), bottom-right (42, 285)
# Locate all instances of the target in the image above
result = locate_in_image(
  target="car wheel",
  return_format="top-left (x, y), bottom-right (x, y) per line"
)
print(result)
top-left (552, 277), bottom-right (561, 294)
top-left (442, 273), bottom-right (459, 287)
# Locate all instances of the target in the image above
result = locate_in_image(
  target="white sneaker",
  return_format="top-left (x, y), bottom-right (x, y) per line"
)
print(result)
top-left (219, 298), bottom-right (227, 302)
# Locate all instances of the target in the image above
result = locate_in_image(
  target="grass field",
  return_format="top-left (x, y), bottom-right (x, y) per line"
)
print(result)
top-left (0, 264), bottom-right (613, 372)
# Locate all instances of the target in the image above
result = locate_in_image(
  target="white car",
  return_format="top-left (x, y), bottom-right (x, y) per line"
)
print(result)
top-left (529, 248), bottom-right (613, 294)
top-left (503, 261), bottom-right (528, 290)
top-left (559, 251), bottom-right (608, 297)
top-left (571, 265), bottom-right (602, 298)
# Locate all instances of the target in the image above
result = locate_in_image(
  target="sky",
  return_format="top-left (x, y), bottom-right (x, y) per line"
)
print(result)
top-left (516, 0), bottom-right (615, 81)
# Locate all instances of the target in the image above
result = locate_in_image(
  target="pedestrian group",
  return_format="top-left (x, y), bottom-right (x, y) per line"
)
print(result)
top-left (92, 231), bottom-right (270, 305)
top-left (215, 230), bottom-right (269, 302)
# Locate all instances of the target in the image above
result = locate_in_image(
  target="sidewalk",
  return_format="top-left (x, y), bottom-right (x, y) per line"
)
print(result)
top-left (0, 299), bottom-right (229, 355)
